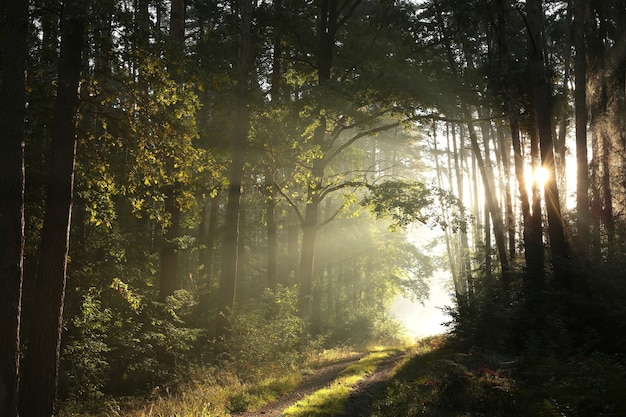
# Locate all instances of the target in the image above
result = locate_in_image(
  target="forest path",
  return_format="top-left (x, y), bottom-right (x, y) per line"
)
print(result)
top-left (233, 348), bottom-right (408, 417)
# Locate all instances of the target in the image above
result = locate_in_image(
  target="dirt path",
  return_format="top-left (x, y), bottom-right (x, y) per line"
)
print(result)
top-left (233, 350), bottom-right (407, 417)
top-left (335, 351), bottom-right (407, 417)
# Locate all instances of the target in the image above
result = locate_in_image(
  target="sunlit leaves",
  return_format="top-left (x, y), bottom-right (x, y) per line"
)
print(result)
top-left (361, 180), bottom-right (433, 229)
top-left (361, 180), bottom-right (470, 232)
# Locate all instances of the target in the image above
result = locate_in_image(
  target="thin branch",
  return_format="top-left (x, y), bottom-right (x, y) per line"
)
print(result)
top-left (319, 180), bottom-right (372, 200)
top-left (326, 121), bottom-right (401, 164)
top-left (273, 177), bottom-right (305, 226)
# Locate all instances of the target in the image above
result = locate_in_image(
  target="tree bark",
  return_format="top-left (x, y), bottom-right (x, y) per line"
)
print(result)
top-left (216, 0), bottom-right (254, 339)
top-left (265, 167), bottom-right (278, 291)
top-left (0, 1), bottom-right (28, 415)
top-left (159, 0), bottom-right (187, 299)
top-left (298, 0), bottom-right (338, 318)
top-left (527, 0), bottom-right (569, 283)
top-left (574, 0), bottom-right (590, 253)
top-left (19, 1), bottom-right (86, 415)
top-left (450, 124), bottom-right (472, 296)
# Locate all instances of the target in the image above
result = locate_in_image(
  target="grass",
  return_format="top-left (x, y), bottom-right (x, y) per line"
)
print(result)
top-left (57, 345), bottom-right (363, 417)
top-left (366, 335), bottom-right (626, 417)
top-left (281, 347), bottom-right (406, 417)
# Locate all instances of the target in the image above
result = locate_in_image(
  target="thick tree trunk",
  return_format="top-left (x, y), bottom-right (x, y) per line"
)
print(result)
top-left (216, 0), bottom-right (254, 339)
top-left (19, 1), bottom-right (86, 415)
top-left (527, 0), bottom-right (569, 283)
top-left (0, 1), bottom-right (28, 415)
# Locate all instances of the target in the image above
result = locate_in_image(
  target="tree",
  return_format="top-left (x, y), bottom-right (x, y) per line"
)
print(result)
top-left (0, 1), bottom-right (28, 415)
top-left (216, 0), bottom-right (256, 339)
top-left (574, 0), bottom-right (590, 253)
top-left (159, 0), bottom-right (187, 299)
top-left (526, 0), bottom-right (569, 283)
top-left (19, 0), bottom-right (87, 415)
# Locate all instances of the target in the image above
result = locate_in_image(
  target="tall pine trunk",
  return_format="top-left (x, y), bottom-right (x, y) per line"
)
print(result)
top-left (574, 0), bottom-right (590, 253)
top-left (527, 0), bottom-right (569, 285)
top-left (0, 0), bottom-right (28, 415)
top-left (298, 0), bottom-right (337, 319)
top-left (159, 0), bottom-right (186, 299)
top-left (19, 1), bottom-right (86, 415)
top-left (216, 0), bottom-right (254, 339)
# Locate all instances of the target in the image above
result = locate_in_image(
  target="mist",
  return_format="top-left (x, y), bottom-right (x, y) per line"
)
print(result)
top-left (391, 269), bottom-right (452, 338)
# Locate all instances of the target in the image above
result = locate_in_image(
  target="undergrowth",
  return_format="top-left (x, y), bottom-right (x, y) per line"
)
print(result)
top-left (57, 344), bottom-right (363, 417)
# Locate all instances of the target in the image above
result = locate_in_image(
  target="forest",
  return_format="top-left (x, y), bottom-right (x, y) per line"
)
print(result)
top-left (2, 0), bottom-right (626, 416)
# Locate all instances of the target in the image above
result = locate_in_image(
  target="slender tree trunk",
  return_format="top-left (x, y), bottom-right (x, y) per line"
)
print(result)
top-left (528, 122), bottom-right (545, 279)
top-left (266, 168), bottom-right (278, 290)
top-left (465, 112), bottom-right (510, 280)
top-left (299, 153), bottom-right (323, 318)
top-left (555, 0), bottom-right (573, 210)
top-left (527, 0), bottom-right (569, 284)
top-left (19, 1), bottom-right (86, 415)
top-left (495, 0), bottom-right (532, 264)
top-left (574, 0), bottom-right (590, 253)
top-left (216, 0), bottom-right (254, 339)
top-left (0, 1), bottom-right (28, 415)
top-left (298, 0), bottom-right (338, 318)
top-left (441, 126), bottom-right (460, 296)
top-left (497, 125), bottom-right (516, 260)
top-left (451, 124), bottom-right (472, 296)
top-left (435, 127), bottom-right (459, 296)
top-left (159, 0), bottom-right (186, 299)
top-left (435, 3), bottom-right (509, 284)
top-left (287, 208), bottom-right (299, 284)
top-left (159, 190), bottom-right (180, 298)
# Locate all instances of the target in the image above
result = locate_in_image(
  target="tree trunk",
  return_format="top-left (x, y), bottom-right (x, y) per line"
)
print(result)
top-left (298, 0), bottom-right (338, 318)
top-left (0, 1), bottom-right (28, 415)
top-left (159, 190), bottom-right (180, 299)
top-left (465, 112), bottom-right (510, 281)
top-left (298, 152), bottom-right (323, 318)
top-left (574, 0), bottom-right (590, 253)
top-left (527, 0), bottom-right (569, 284)
top-left (159, 0), bottom-right (186, 299)
top-left (287, 208), bottom-right (299, 283)
top-left (216, 0), bottom-right (254, 339)
top-left (528, 121), bottom-right (545, 279)
top-left (19, 1), bottom-right (86, 415)
top-left (451, 124), bottom-right (472, 296)
top-left (496, 125), bottom-right (516, 260)
top-left (266, 168), bottom-right (278, 291)
top-left (555, 0), bottom-right (573, 210)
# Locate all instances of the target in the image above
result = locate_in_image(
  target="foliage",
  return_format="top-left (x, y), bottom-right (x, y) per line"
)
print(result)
top-left (361, 180), bottom-right (470, 232)
top-left (221, 286), bottom-right (307, 376)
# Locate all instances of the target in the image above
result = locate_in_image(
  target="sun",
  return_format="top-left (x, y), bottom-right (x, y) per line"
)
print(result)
top-left (524, 166), bottom-right (551, 195)
top-left (533, 166), bottom-right (550, 188)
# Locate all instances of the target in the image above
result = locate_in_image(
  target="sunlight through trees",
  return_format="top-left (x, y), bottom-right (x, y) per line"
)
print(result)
top-left (2, 0), bottom-right (626, 415)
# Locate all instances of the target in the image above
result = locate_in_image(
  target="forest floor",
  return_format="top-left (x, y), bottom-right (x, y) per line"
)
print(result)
top-left (233, 347), bottom-right (409, 417)
top-left (233, 335), bottom-right (626, 417)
